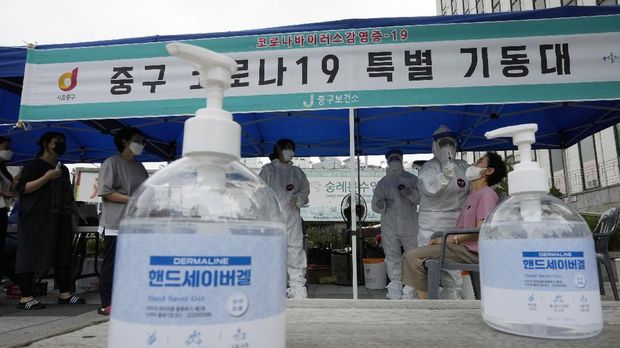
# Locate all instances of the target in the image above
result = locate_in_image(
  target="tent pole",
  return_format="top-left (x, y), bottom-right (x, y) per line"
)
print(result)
top-left (562, 149), bottom-right (573, 202)
top-left (349, 108), bottom-right (358, 300)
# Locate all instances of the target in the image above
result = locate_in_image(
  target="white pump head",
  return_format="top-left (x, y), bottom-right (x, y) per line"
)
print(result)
top-left (166, 42), bottom-right (240, 158)
top-left (485, 123), bottom-right (549, 195)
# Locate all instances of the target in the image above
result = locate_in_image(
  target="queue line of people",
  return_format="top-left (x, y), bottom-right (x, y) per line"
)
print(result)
top-left (3, 126), bottom-right (506, 310)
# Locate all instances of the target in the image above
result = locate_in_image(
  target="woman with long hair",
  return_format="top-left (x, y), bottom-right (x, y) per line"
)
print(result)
top-left (14, 132), bottom-right (85, 310)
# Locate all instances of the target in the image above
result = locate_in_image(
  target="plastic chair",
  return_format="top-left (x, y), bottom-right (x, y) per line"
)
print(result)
top-left (592, 207), bottom-right (620, 301)
top-left (424, 228), bottom-right (480, 299)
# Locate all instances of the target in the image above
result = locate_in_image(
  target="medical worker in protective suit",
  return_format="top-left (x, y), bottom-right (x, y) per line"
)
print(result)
top-left (259, 139), bottom-right (310, 299)
top-left (416, 125), bottom-right (469, 299)
top-left (371, 149), bottom-right (420, 300)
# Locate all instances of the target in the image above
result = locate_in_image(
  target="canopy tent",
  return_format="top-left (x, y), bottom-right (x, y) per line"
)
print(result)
top-left (2, 5), bottom-right (620, 300)
top-left (0, 6), bottom-right (619, 165)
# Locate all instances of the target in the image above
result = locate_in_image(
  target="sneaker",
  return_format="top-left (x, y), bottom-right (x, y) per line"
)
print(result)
top-left (58, 295), bottom-right (86, 305)
top-left (386, 281), bottom-right (403, 300)
top-left (286, 287), bottom-right (308, 300)
top-left (439, 287), bottom-right (463, 300)
top-left (16, 299), bottom-right (46, 310)
top-left (401, 285), bottom-right (416, 300)
top-left (98, 306), bottom-right (111, 316)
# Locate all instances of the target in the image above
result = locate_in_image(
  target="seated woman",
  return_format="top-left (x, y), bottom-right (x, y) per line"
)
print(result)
top-left (401, 152), bottom-right (507, 300)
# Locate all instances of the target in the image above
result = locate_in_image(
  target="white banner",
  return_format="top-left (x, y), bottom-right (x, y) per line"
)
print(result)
top-left (19, 15), bottom-right (620, 121)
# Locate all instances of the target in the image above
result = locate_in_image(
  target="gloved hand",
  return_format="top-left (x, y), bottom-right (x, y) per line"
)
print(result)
top-left (399, 186), bottom-right (414, 197)
top-left (442, 161), bottom-right (455, 182)
top-left (375, 199), bottom-right (385, 212)
top-left (290, 195), bottom-right (300, 209)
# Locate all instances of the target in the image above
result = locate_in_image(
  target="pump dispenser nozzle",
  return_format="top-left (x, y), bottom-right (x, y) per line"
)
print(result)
top-left (485, 123), bottom-right (548, 195)
top-left (166, 42), bottom-right (240, 159)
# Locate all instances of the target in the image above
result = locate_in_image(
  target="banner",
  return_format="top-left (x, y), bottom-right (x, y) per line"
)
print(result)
top-left (19, 14), bottom-right (620, 121)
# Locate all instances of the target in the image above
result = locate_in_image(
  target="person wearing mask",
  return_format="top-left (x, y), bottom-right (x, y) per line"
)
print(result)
top-left (259, 139), bottom-right (310, 299)
top-left (15, 132), bottom-right (84, 310)
top-left (0, 137), bottom-right (15, 284)
top-left (402, 152), bottom-right (507, 299)
top-left (97, 127), bottom-right (149, 315)
top-left (371, 149), bottom-right (420, 300)
top-left (417, 125), bottom-right (469, 299)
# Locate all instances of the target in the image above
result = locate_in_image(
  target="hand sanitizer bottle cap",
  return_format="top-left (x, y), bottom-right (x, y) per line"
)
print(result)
top-left (166, 42), bottom-right (240, 159)
top-left (485, 123), bottom-right (549, 195)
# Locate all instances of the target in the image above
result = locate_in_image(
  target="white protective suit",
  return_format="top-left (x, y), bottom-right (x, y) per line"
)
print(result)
top-left (417, 126), bottom-right (469, 299)
top-left (371, 157), bottom-right (420, 299)
top-left (259, 159), bottom-right (310, 295)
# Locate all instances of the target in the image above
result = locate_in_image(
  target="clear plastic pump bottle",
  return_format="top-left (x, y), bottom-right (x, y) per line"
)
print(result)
top-left (107, 43), bottom-right (287, 347)
top-left (479, 124), bottom-right (603, 339)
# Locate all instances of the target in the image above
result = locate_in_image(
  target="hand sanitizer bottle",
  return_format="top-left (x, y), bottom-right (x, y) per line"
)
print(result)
top-left (479, 124), bottom-right (603, 339)
top-left (108, 43), bottom-right (287, 347)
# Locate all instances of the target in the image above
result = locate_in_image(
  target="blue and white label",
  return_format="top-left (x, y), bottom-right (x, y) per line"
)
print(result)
top-left (480, 238), bottom-right (602, 326)
top-left (108, 221), bottom-right (287, 348)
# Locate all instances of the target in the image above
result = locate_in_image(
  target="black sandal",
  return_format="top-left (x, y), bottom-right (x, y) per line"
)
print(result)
top-left (16, 299), bottom-right (46, 310)
top-left (58, 295), bottom-right (86, 305)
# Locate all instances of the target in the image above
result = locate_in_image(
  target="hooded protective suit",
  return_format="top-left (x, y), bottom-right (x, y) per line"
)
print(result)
top-left (417, 125), bottom-right (469, 299)
top-left (371, 152), bottom-right (420, 299)
top-left (259, 159), bottom-right (310, 298)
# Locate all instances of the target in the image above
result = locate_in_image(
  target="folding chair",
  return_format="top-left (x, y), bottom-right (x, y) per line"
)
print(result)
top-left (424, 228), bottom-right (480, 299)
top-left (592, 207), bottom-right (619, 301)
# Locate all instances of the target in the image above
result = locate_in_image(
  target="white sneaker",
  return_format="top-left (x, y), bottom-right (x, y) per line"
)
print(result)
top-left (439, 287), bottom-right (463, 300)
top-left (286, 287), bottom-right (308, 300)
top-left (386, 281), bottom-right (402, 300)
top-left (401, 285), bottom-right (416, 300)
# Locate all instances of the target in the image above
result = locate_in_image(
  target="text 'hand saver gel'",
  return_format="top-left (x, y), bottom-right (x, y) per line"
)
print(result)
top-left (107, 43), bottom-right (287, 348)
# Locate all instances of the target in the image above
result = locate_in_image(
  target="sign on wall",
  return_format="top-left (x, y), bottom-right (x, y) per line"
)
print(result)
top-left (301, 168), bottom-right (386, 222)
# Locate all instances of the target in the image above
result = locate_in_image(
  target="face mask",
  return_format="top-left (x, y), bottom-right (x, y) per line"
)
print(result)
top-left (466, 165), bottom-right (484, 181)
top-left (282, 149), bottom-right (295, 162)
top-left (387, 160), bottom-right (403, 174)
top-left (53, 142), bottom-right (66, 156)
top-left (0, 150), bottom-right (12, 161)
top-left (129, 142), bottom-right (145, 156)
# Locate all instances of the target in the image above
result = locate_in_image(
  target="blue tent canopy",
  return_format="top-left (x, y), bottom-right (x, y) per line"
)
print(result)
top-left (1, 6), bottom-right (620, 164)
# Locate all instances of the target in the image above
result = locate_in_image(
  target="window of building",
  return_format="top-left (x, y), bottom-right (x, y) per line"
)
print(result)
top-left (533, 0), bottom-right (546, 9)
top-left (597, 0), bottom-right (618, 5)
top-left (492, 0), bottom-right (501, 12)
top-left (550, 149), bottom-right (566, 193)
top-left (476, 0), bottom-right (484, 13)
top-left (511, 0), bottom-right (522, 11)
top-left (579, 136), bottom-right (600, 189)
top-left (561, 0), bottom-right (577, 6)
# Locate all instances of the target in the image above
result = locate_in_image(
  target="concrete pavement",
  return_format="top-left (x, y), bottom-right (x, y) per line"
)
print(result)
top-left (1, 283), bottom-right (619, 348)
top-left (15, 300), bottom-right (620, 348)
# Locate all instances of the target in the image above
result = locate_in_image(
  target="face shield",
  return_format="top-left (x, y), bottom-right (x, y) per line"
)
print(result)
top-left (433, 136), bottom-right (457, 164)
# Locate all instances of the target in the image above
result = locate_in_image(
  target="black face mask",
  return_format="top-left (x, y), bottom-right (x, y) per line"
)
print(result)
top-left (53, 142), bottom-right (66, 156)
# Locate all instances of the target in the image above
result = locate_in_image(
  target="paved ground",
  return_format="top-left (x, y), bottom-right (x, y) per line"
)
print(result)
top-left (1, 282), bottom-right (618, 348)
top-left (10, 300), bottom-right (620, 348)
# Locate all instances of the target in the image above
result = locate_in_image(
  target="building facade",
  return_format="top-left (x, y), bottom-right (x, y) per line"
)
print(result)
top-left (438, 0), bottom-right (620, 213)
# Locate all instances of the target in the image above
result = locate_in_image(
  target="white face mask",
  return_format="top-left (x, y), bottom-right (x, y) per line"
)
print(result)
top-left (387, 160), bottom-right (403, 174)
top-left (0, 150), bottom-right (13, 161)
top-left (466, 165), bottom-right (484, 181)
top-left (282, 149), bottom-right (295, 162)
top-left (129, 142), bottom-right (145, 156)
